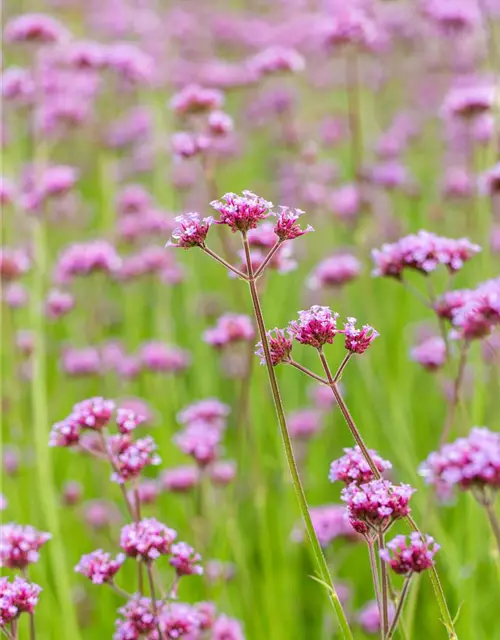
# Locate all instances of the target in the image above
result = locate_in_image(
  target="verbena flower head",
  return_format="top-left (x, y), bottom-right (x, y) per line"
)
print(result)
top-left (479, 162), bottom-right (500, 197)
top-left (308, 254), bottom-right (361, 289)
top-left (212, 615), bottom-right (245, 640)
top-left (321, 7), bottom-right (380, 51)
top-left (5, 13), bottom-right (70, 44)
top-left (288, 409), bottom-right (323, 440)
top-left (450, 278), bottom-right (500, 340)
top-left (208, 110), bottom-right (234, 136)
top-left (343, 318), bottom-right (379, 354)
top-left (170, 84), bottom-right (224, 116)
top-left (177, 398), bottom-right (230, 430)
top-left (160, 466), bottom-right (200, 493)
top-left (329, 446), bottom-right (392, 485)
top-left (161, 603), bottom-right (201, 639)
top-left (203, 313), bottom-right (255, 348)
top-left (0, 524), bottom-right (51, 569)
top-left (140, 342), bottom-right (191, 373)
top-left (288, 306), bottom-right (339, 349)
top-left (167, 213), bottom-right (213, 249)
top-left (210, 460), bottom-right (237, 486)
top-left (109, 434), bottom-right (161, 484)
top-left (341, 479), bottom-right (415, 531)
top-left (120, 518), bottom-right (177, 562)
top-left (0, 576), bottom-right (41, 626)
top-left (45, 288), bottom-right (74, 319)
top-left (256, 328), bottom-right (293, 366)
top-left (116, 408), bottom-right (146, 434)
top-left (410, 336), bottom-right (447, 371)
top-left (0, 247), bottom-right (30, 282)
top-left (55, 240), bottom-right (121, 283)
top-left (211, 190), bottom-right (273, 233)
top-left (380, 533), bottom-right (440, 575)
top-left (273, 207), bottom-right (313, 241)
top-left (49, 417), bottom-right (81, 447)
top-left (358, 599), bottom-right (395, 635)
top-left (172, 131), bottom-right (210, 159)
top-left (174, 425), bottom-right (220, 467)
top-left (372, 231), bottom-right (481, 278)
top-left (114, 596), bottom-right (158, 638)
top-left (75, 550), bottom-right (125, 584)
top-left (442, 84), bottom-right (495, 119)
top-left (71, 397), bottom-right (115, 430)
top-left (169, 542), bottom-right (203, 577)
top-left (419, 427), bottom-right (500, 499)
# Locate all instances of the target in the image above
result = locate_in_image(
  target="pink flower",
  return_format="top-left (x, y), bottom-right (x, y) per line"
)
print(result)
top-left (0, 247), bottom-right (30, 282)
top-left (256, 328), bottom-right (293, 366)
top-left (120, 518), bottom-right (177, 562)
top-left (45, 289), bottom-right (74, 319)
top-left (442, 84), bottom-right (495, 119)
top-left (169, 542), bottom-right (203, 577)
top-left (160, 466), bottom-right (200, 493)
top-left (288, 306), bottom-right (340, 349)
top-left (116, 408), bottom-right (146, 434)
top-left (170, 85), bottom-right (224, 116)
top-left (293, 504), bottom-right (360, 547)
top-left (4, 13), bottom-right (70, 44)
top-left (72, 397), bottom-right (115, 430)
top-left (358, 599), bottom-right (395, 635)
top-left (321, 8), bottom-right (380, 51)
top-left (343, 318), bottom-right (379, 354)
top-left (419, 427), bottom-right (500, 499)
top-left (177, 399), bottom-right (230, 430)
top-left (109, 434), bottom-right (161, 484)
top-left (204, 313), bottom-right (255, 348)
top-left (61, 480), bottom-right (83, 506)
top-left (116, 184), bottom-right (152, 215)
top-left (161, 603), bottom-right (201, 639)
top-left (167, 213), bottom-right (213, 249)
top-left (479, 162), bottom-right (500, 197)
top-left (211, 190), bottom-right (273, 233)
top-left (49, 418), bottom-right (81, 447)
top-left (308, 254), bottom-right (361, 289)
top-left (380, 533), bottom-right (440, 575)
top-left (212, 614), bottom-right (245, 640)
top-left (128, 480), bottom-right (159, 507)
top-left (172, 131), bottom-right (210, 159)
top-left (329, 446), bottom-right (392, 485)
top-left (75, 550), bottom-right (125, 584)
top-left (61, 347), bottom-right (101, 377)
top-left (1, 67), bottom-right (35, 104)
top-left (174, 425), bottom-right (220, 467)
top-left (273, 207), bottom-right (313, 241)
top-left (341, 479), bottom-right (415, 532)
top-left (208, 110), bottom-right (234, 136)
top-left (288, 409), bottom-right (323, 440)
top-left (140, 342), bottom-right (191, 373)
top-left (0, 524), bottom-right (51, 569)
top-left (248, 46), bottom-right (304, 75)
top-left (450, 279), bottom-right (500, 340)
top-left (106, 43), bottom-right (154, 85)
top-left (209, 460), bottom-right (237, 486)
top-left (410, 336), bottom-right (447, 371)
top-left (55, 240), bottom-right (121, 283)
top-left (0, 576), bottom-right (41, 626)
top-left (115, 597), bottom-right (158, 638)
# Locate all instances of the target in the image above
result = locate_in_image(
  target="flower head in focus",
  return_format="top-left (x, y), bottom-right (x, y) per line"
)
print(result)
top-left (211, 190), bottom-right (273, 233)
top-left (380, 533), bottom-right (440, 575)
top-left (329, 446), bottom-right (392, 486)
top-left (343, 318), bottom-right (379, 354)
top-left (256, 328), bottom-right (293, 366)
top-left (75, 550), bottom-right (125, 584)
top-left (167, 213), bottom-right (213, 249)
top-left (288, 306), bottom-right (340, 349)
top-left (273, 207), bottom-right (313, 242)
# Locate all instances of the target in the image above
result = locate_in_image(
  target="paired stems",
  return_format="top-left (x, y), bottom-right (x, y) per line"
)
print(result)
top-left (387, 576), bottom-right (413, 639)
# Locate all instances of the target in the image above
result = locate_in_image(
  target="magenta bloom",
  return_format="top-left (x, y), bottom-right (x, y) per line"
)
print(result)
top-left (75, 550), bottom-right (125, 584)
top-left (4, 13), bottom-right (70, 44)
top-left (49, 418), bottom-right (81, 447)
top-left (249, 46), bottom-right (304, 75)
top-left (172, 131), bottom-right (210, 159)
top-left (380, 533), bottom-right (440, 575)
top-left (140, 342), bottom-right (191, 373)
top-left (288, 409), bottom-right (323, 441)
top-left (450, 279), bottom-right (500, 340)
top-left (1, 67), bottom-right (35, 104)
top-left (169, 542), bottom-right (203, 577)
top-left (61, 347), bottom-right (101, 377)
top-left (208, 110), bottom-right (234, 136)
top-left (358, 599), bottom-right (395, 635)
top-left (177, 399), bottom-right (230, 430)
top-left (0, 524), bottom-right (51, 569)
top-left (288, 306), bottom-right (339, 349)
top-left (167, 213), bottom-right (213, 249)
top-left (273, 207), bottom-right (313, 241)
top-left (45, 289), bottom-right (74, 319)
top-left (161, 603), bottom-right (201, 639)
top-left (160, 466), bottom-right (200, 493)
top-left (321, 7), bottom-right (379, 50)
top-left (174, 425), bottom-right (220, 467)
top-left (419, 427), bottom-right (500, 499)
top-left (329, 446), bottom-right (392, 486)
top-left (0, 247), bottom-right (30, 282)
top-left (293, 504), bottom-right (360, 547)
top-left (211, 190), bottom-right (273, 233)
top-left (170, 84), bottom-right (224, 116)
top-left (442, 84), bottom-right (495, 119)
top-left (343, 318), bottom-right (379, 354)
top-left (55, 240), bottom-right (121, 283)
top-left (72, 397), bottom-right (115, 430)
top-left (120, 518), bottom-right (177, 562)
top-left (410, 336), bottom-right (447, 371)
top-left (116, 408), bottom-right (146, 434)
top-left (479, 162), bottom-right (500, 197)
top-left (204, 313), bottom-right (255, 348)
top-left (256, 328), bottom-right (293, 366)
top-left (212, 614), bottom-right (245, 640)
top-left (109, 434), bottom-right (161, 484)
top-left (341, 479), bottom-right (415, 531)
top-left (308, 254), bottom-right (361, 289)
top-left (0, 576), bottom-right (41, 626)
top-left (115, 597), bottom-right (158, 638)
top-left (210, 460), bottom-right (237, 486)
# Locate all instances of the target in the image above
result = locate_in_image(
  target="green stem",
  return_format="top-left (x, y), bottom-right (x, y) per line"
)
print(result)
top-left (387, 575), bottom-right (413, 639)
top-left (146, 564), bottom-right (164, 640)
top-left (483, 501), bottom-right (500, 556)
top-left (239, 237), bottom-right (353, 639)
top-left (378, 532), bottom-right (389, 637)
top-left (367, 539), bottom-right (382, 624)
top-left (289, 360), bottom-right (329, 385)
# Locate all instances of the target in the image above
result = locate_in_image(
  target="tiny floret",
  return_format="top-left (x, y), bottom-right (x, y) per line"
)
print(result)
top-left (256, 328), bottom-right (293, 366)
top-left (0, 524), bottom-right (51, 569)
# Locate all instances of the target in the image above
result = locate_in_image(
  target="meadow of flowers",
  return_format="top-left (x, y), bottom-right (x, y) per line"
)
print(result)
top-left (1, 1), bottom-right (500, 639)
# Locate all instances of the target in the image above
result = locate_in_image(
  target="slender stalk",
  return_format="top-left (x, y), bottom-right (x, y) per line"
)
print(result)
top-left (146, 564), bottom-right (163, 640)
top-left (108, 582), bottom-right (132, 599)
top-left (319, 352), bottom-right (380, 477)
top-left (440, 340), bottom-right (469, 445)
top-left (367, 539), bottom-right (382, 622)
top-left (253, 241), bottom-right (282, 278)
top-left (201, 245), bottom-right (248, 280)
top-left (1, 627), bottom-right (14, 640)
top-left (378, 532), bottom-right (389, 637)
top-left (21, 568), bottom-right (36, 640)
top-left (289, 360), bottom-right (329, 385)
top-left (333, 353), bottom-right (353, 383)
top-left (483, 501), bottom-right (500, 556)
top-left (387, 575), bottom-right (413, 639)
top-left (240, 237), bottom-right (353, 638)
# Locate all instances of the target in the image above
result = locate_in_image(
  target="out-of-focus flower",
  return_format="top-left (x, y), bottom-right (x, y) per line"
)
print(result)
top-left (140, 342), bottom-right (191, 373)
top-left (410, 336), bottom-right (447, 371)
top-left (358, 599), bottom-right (395, 635)
top-left (308, 254), bottom-right (361, 289)
top-left (120, 518), bottom-right (177, 562)
top-left (212, 614), bottom-right (245, 640)
top-left (4, 13), bottom-right (70, 44)
top-left (169, 542), bottom-right (203, 577)
top-left (288, 409), bottom-right (323, 440)
top-left (177, 399), bottom-right (229, 430)
top-left (248, 46), bottom-right (304, 75)
top-left (0, 524), bottom-right (51, 569)
top-left (170, 85), bottom-right (224, 116)
top-left (204, 313), bottom-right (255, 348)
top-left (293, 504), bottom-right (360, 547)
top-left (160, 466), bottom-right (200, 493)
top-left (174, 425), bottom-right (220, 467)
top-left (45, 289), bottom-right (74, 319)
top-left (109, 434), bottom-right (161, 484)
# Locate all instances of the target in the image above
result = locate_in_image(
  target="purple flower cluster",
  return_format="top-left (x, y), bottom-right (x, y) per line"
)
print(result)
top-left (120, 518), bottom-right (177, 562)
top-left (410, 336), bottom-right (447, 371)
top-left (204, 313), bottom-right (255, 348)
top-left (0, 524), bottom-right (51, 569)
top-left (108, 434), bottom-right (161, 484)
top-left (0, 576), bottom-right (41, 627)
top-left (75, 550), bottom-right (125, 584)
top-left (288, 306), bottom-right (339, 349)
top-left (419, 427), bottom-right (500, 499)
top-left (308, 253), bottom-right (361, 289)
top-left (372, 231), bottom-right (481, 278)
top-left (210, 190), bottom-right (273, 233)
top-left (293, 504), bottom-right (360, 547)
top-left (380, 533), bottom-right (440, 575)
top-left (167, 213), bottom-right (213, 249)
top-left (256, 328), bottom-right (293, 366)
top-left (54, 240), bottom-right (121, 283)
top-left (329, 446), bottom-right (392, 485)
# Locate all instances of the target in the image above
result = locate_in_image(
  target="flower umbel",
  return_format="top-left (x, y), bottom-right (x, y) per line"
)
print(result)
top-left (255, 328), bottom-right (293, 365)
top-left (167, 213), bottom-right (213, 249)
top-left (211, 190), bottom-right (273, 233)
top-left (288, 306), bottom-right (339, 349)
top-left (380, 533), bottom-right (440, 575)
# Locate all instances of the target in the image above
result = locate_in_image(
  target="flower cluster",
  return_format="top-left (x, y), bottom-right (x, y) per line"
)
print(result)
top-left (203, 313), bottom-right (255, 348)
top-left (343, 318), bottom-right (379, 354)
top-left (0, 524), bottom-right (51, 569)
top-left (329, 446), bottom-right (392, 486)
top-left (54, 240), bottom-right (122, 283)
top-left (419, 427), bottom-right (500, 500)
top-left (0, 576), bottom-right (41, 627)
top-left (256, 328), bottom-right (293, 366)
top-left (288, 306), bottom-right (339, 349)
top-left (108, 434), bottom-right (161, 484)
top-left (380, 533), bottom-right (440, 575)
top-left (341, 479), bottom-right (415, 532)
top-left (372, 231), bottom-right (481, 278)
top-left (120, 518), bottom-right (177, 562)
top-left (169, 542), bottom-right (203, 577)
top-left (248, 46), bottom-right (305, 76)
top-left (75, 550), bottom-right (125, 584)
top-left (170, 84), bottom-right (224, 116)
top-left (308, 254), bottom-right (361, 289)
top-left (410, 336), bottom-right (447, 371)
top-left (167, 213), bottom-right (213, 249)
top-left (210, 190), bottom-right (273, 233)
top-left (177, 398), bottom-right (230, 430)
top-left (273, 207), bottom-right (313, 241)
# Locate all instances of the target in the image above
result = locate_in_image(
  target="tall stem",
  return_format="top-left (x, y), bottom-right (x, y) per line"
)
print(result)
top-left (440, 341), bottom-right (469, 445)
top-left (484, 501), bottom-right (500, 556)
top-left (367, 539), bottom-right (382, 624)
top-left (241, 239), bottom-right (353, 638)
top-left (387, 575), bottom-right (413, 639)
top-left (378, 532), bottom-right (389, 637)
top-left (146, 564), bottom-right (163, 640)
